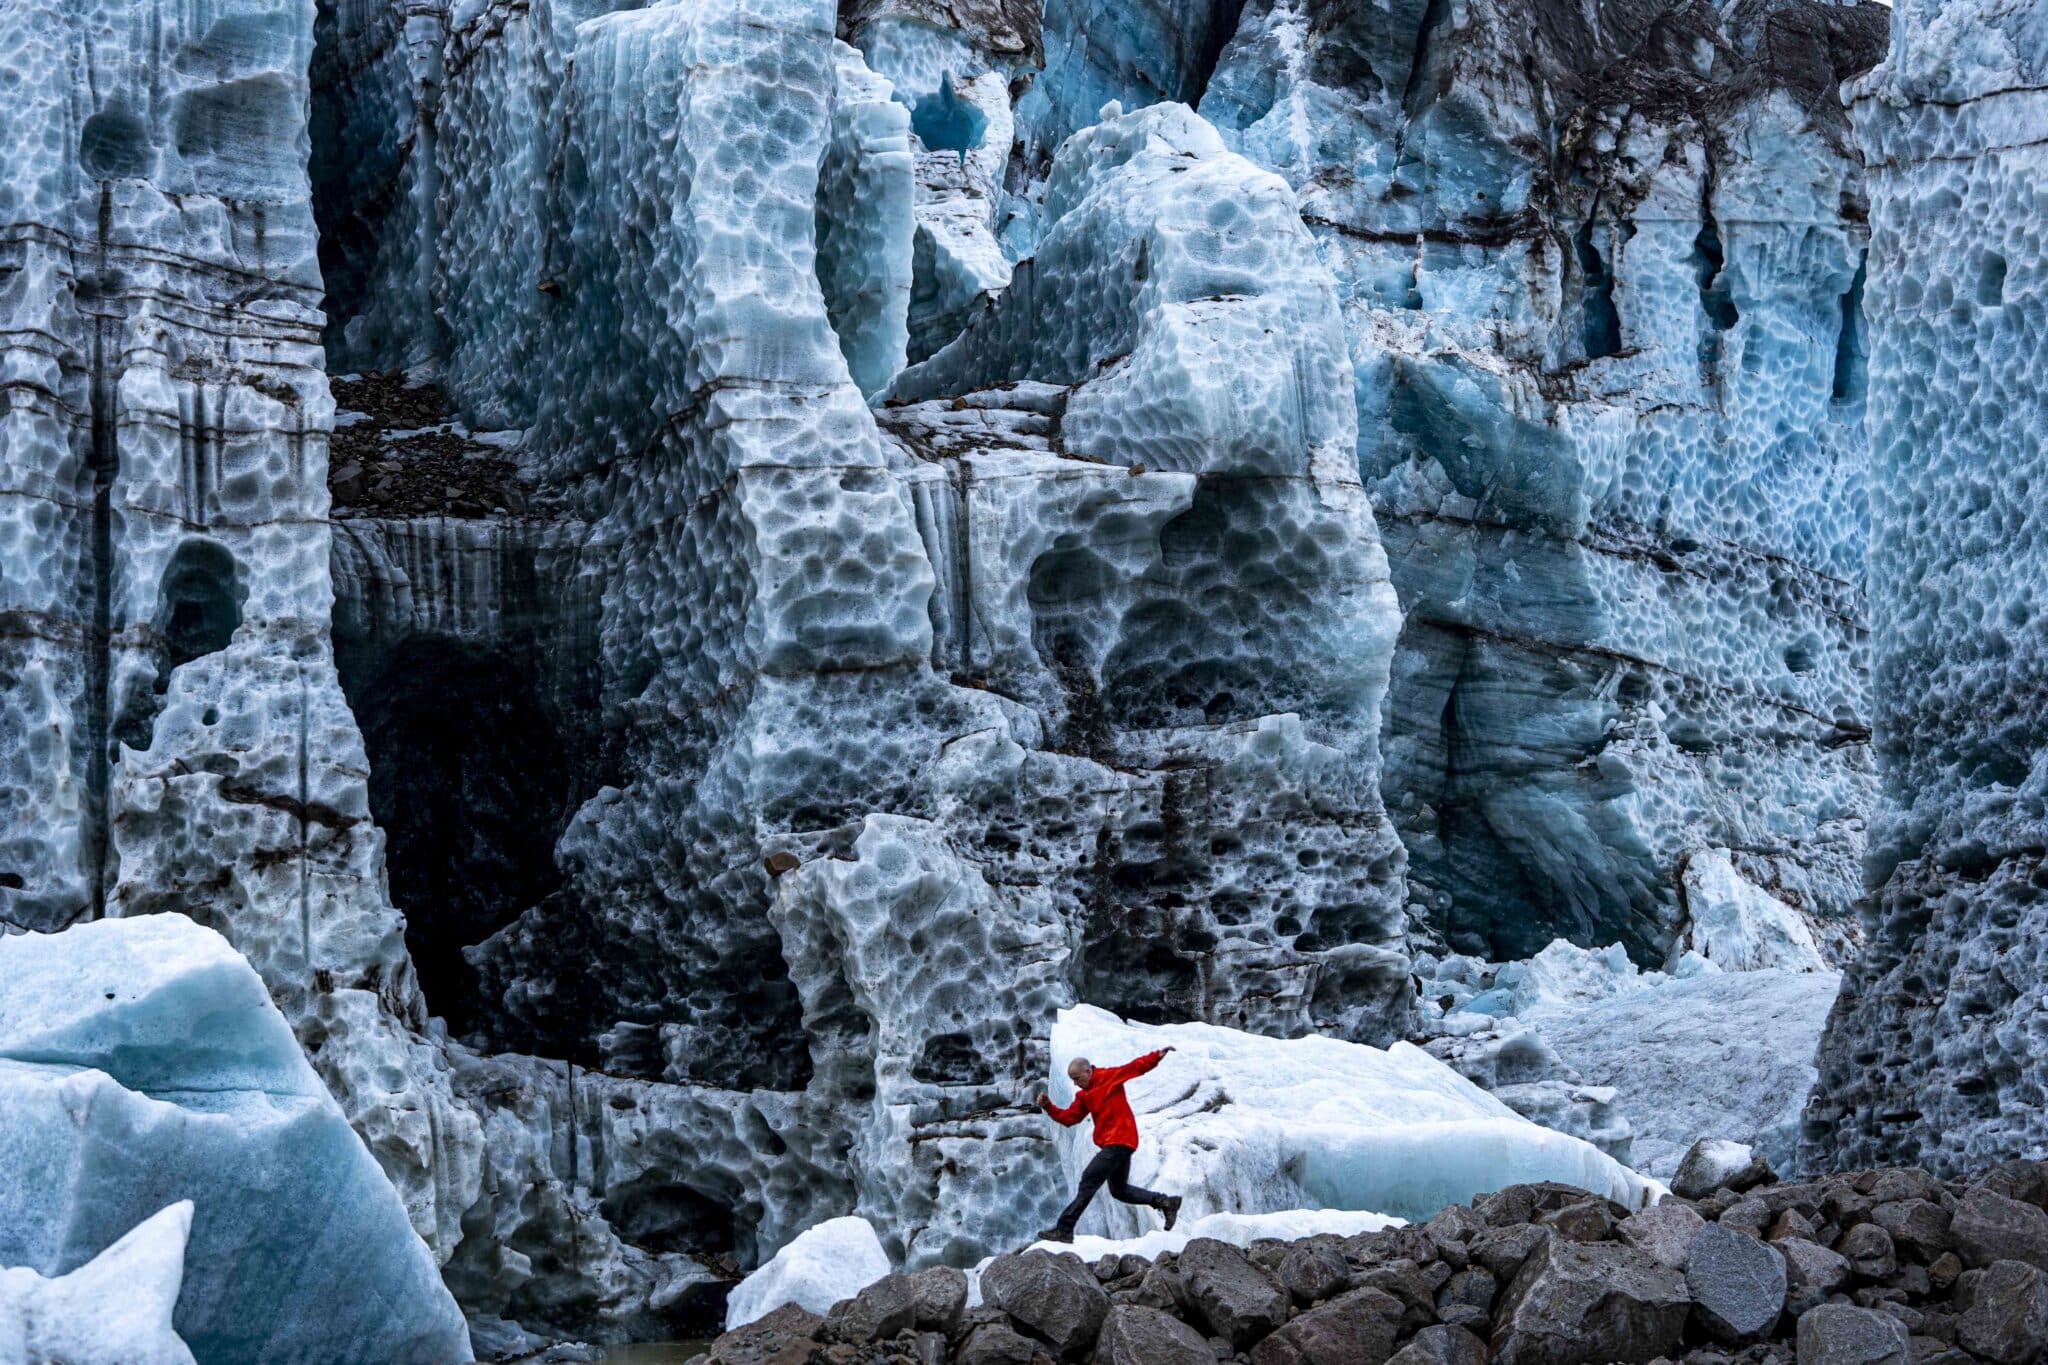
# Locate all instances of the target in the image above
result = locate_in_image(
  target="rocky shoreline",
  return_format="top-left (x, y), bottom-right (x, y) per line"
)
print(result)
top-left (697, 1156), bottom-right (2048, 1365)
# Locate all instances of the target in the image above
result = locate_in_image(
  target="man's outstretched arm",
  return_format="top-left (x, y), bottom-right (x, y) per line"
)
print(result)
top-left (1091, 1047), bottom-right (1172, 1087)
top-left (1038, 1093), bottom-right (1086, 1125)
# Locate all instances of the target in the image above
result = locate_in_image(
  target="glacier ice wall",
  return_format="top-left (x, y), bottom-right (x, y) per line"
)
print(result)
top-left (1195, 0), bottom-right (1885, 964)
top-left (886, 101), bottom-right (1410, 1040)
top-left (0, 0), bottom-right (484, 1265)
top-left (287, 0), bottom-right (1422, 1324)
top-left (1805, 1), bottom-right (2048, 1175)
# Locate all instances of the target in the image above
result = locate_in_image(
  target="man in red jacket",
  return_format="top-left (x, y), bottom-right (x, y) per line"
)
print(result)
top-left (1035, 1047), bottom-right (1183, 1243)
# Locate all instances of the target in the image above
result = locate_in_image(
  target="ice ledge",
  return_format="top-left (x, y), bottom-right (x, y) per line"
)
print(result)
top-left (0, 915), bottom-right (325, 1102)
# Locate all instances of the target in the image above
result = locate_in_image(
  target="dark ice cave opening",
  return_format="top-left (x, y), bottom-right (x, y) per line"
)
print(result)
top-left (79, 108), bottom-right (152, 180)
top-left (156, 539), bottom-right (243, 673)
top-left (1692, 218), bottom-right (1740, 379)
top-left (1978, 251), bottom-right (2008, 308)
top-left (600, 1178), bottom-right (737, 1261)
top-left (1183, 0), bottom-right (1249, 109)
top-left (343, 634), bottom-right (571, 1037)
top-left (308, 0), bottom-right (407, 360)
top-left (1833, 255), bottom-right (1869, 404)
top-left (911, 76), bottom-right (989, 152)
top-left (1574, 217), bottom-right (1623, 361)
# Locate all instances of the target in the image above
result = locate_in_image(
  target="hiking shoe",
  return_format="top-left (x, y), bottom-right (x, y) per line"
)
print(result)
top-left (1038, 1226), bottom-right (1073, 1244)
top-left (1162, 1196), bottom-right (1182, 1231)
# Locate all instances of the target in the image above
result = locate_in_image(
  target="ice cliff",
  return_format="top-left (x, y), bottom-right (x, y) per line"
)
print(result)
top-left (10, 0), bottom-right (2036, 1354)
top-left (1197, 0), bottom-right (1885, 964)
top-left (1805, 1), bottom-right (2048, 1176)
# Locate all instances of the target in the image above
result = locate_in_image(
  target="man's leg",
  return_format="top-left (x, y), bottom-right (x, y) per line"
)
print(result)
top-left (1104, 1147), bottom-right (1182, 1229)
top-left (1102, 1147), bottom-right (1167, 1210)
top-left (1046, 1147), bottom-right (1121, 1239)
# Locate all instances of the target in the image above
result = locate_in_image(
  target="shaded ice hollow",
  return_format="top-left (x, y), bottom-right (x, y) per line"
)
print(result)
top-left (1197, 0), bottom-right (1884, 964)
top-left (1805, 0), bottom-right (2048, 1176)
top-left (8, 0), bottom-right (2025, 1353)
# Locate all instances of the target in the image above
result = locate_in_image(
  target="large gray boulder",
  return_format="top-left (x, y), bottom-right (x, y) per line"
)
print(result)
top-left (1385, 1324), bottom-right (1489, 1365)
top-left (980, 1252), bottom-right (1108, 1359)
top-left (1179, 1238), bottom-right (1290, 1348)
top-left (1793, 1303), bottom-right (1910, 1365)
top-left (707, 1303), bottom-right (826, 1365)
top-left (1094, 1303), bottom-right (1212, 1365)
top-left (957, 1319), bottom-right (1042, 1365)
top-left (906, 1266), bottom-right (969, 1335)
top-left (1953, 1189), bottom-right (2048, 1271)
top-left (1491, 1237), bottom-right (1689, 1365)
top-left (1870, 1198), bottom-right (1954, 1261)
top-left (1686, 1222), bottom-right (1787, 1343)
top-left (1956, 1260), bottom-right (2048, 1365)
top-left (1249, 1286), bottom-right (1406, 1365)
top-left (1617, 1201), bottom-right (1705, 1270)
top-left (1781, 1238), bottom-right (1852, 1295)
top-left (1672, 1139), bottom-right (1773, 1199)
top-left (1838, 1223), bottom-right (1897, 1279)
top-left (1468, 1224), bottom-right (1552, 1282)
top-left (825, 1272), bottom-right (918, 1342)
top-left (1279, 1241), bottom-right (1353, 1305)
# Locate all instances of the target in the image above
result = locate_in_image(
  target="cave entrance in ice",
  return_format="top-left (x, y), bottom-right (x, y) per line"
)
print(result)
top-left (79, 107), bottom-right (152, 180)
top-left (156, 539), bottom-right (243, 670)
top-left (343, 633), bottom-right (571, 1037)
top-left (1574, 218), bottom-right (1623, 361)
top-left (910, 77), bottom-right (988, 152)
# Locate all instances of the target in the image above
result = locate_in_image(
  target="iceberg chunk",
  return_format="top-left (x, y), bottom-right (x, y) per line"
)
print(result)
top-left (724, 1216), bottom-right (892, 1330)
top-left (0, 1202), bottom-right (196, 1365)
top-left (0, 916), bottom-right (470, 1365)
top-left (1048, 1005), bottom-right (1661, 1242)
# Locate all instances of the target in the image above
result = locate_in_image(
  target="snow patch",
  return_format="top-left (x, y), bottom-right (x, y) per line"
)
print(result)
top-left (724, 1216), bottom-right (892, 1330)
top-left (1047, 1005), bottom-right (1662, 1243)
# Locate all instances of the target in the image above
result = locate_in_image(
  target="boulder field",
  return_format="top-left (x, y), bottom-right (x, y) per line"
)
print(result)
top-left (699, 1159), bottom-right (2048, 1365)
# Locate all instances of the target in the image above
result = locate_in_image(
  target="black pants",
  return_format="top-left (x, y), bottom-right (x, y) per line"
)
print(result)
top-left (1054, 1145), bottom-right (1167, 1233)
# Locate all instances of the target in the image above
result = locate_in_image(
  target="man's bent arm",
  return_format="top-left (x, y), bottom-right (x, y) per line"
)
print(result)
top-left (1039, 1094), bottom-right (1086, 1125)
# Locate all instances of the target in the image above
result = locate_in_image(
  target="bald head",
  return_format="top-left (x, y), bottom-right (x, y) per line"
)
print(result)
top-left (1067, 1057), bottom-right (1095, 1087)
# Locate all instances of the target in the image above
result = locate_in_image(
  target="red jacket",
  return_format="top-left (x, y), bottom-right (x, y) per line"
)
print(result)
top-left (1039, 1051), bottom-right (1165, 1149)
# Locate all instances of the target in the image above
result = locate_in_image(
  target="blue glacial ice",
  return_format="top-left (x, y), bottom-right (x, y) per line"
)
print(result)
top-left (0, 916), bottom-right (469, 1364)
top-left (1806, 0), bottom-right (2048, 1176)
top-left (9, 0), bottom-right (2029, 1351)
top-left (0, 1203), bottom-right (195, 1365)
